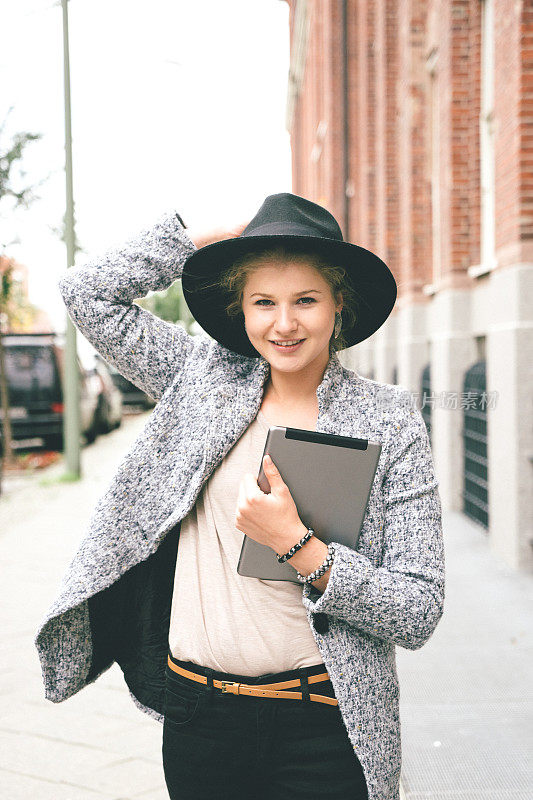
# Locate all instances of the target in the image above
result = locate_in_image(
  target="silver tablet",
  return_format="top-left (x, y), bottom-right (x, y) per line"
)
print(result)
top-left (237, 424), bottom-right (382, 583)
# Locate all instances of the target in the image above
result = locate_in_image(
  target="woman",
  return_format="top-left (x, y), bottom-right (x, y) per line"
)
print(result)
top-left (35, 193), bottom-right (445, 800)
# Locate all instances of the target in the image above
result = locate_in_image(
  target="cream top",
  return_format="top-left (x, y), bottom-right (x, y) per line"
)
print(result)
top-left (168, 410), bottom-right (324, 675)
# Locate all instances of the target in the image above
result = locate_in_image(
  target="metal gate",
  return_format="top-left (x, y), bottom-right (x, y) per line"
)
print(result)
top-left (462, 360), bottom-right (489, 529)
top-left (420, 364), bottom-right (432, 444)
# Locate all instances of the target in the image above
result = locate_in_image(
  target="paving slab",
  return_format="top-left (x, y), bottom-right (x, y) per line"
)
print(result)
top-left (0, 413), bottom-right (169, 798)
top-left (0, 771), bottom-right (118, 800)
top-left (397, 510), bottom-right (533, 799)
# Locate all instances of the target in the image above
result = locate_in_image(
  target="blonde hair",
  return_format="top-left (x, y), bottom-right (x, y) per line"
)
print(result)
top-left (217, 244), bottom-right (360, 352)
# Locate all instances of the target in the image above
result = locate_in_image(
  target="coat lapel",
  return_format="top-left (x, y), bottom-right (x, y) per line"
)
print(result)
top-left (204, 348), bottom-right (351, 472)
top-left (203, 351), bottom-right (270, 474)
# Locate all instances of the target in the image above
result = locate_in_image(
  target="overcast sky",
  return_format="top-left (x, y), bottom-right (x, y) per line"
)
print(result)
top-left (2, 0), bottom-right (292, 335)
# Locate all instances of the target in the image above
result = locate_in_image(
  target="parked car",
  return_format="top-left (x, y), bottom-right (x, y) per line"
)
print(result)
top-left (107, 363), bottom-right (157, 410)
top-left (0, 332), bottom-right (101, 453)
top-left (93, 354), bottom-right (123, 433)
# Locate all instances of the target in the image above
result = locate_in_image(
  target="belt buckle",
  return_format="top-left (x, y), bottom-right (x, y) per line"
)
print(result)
top-left (220, 681), bottom-right (241, 695)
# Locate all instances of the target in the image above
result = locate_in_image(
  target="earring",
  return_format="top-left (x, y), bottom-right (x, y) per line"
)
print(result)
top-left (334, 311), bottom-right (342, 339)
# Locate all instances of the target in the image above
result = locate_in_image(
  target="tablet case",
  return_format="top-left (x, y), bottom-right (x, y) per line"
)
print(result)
top-left (237, 425), bottom-right (382, 583)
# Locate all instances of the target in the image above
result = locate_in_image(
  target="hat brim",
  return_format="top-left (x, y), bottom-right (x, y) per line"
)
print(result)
top-left (181, 234), bottom-right (397, 358)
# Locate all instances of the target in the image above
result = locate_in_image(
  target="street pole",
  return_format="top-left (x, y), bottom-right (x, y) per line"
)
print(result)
top-left (61, 0), bottom-right (81, 478)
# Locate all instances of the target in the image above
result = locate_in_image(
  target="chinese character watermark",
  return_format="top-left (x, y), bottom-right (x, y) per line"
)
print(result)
top-left (376, 389), bottom-right (499, 411)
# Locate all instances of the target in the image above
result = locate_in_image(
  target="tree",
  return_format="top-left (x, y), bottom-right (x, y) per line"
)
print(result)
top-left (0, 106), bottom-right (45, 482)
top-left (137, 279), bottom-right (195, 333)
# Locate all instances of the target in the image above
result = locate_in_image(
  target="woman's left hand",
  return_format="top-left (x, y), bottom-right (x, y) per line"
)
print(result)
top-left (235, 455), bottom-right (304, 553)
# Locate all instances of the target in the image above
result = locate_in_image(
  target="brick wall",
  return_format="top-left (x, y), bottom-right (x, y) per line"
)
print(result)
top-left (494, 0), bottom-right (533, 267)
top-left (285, 0), bottom-right (532, 296)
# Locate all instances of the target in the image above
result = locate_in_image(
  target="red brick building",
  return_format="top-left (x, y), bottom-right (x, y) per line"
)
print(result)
top-left (283, 0), bottom-right (533, 570)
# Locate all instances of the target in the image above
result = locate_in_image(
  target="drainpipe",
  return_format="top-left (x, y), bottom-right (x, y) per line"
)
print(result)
top-left (285, 0), bottom-right (310, 133)
top-left (341, 0), bottom-right (350, 240)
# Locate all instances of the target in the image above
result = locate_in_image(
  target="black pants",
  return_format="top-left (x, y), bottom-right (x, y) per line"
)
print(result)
top-left (162, 652), bottom-right (368, 800)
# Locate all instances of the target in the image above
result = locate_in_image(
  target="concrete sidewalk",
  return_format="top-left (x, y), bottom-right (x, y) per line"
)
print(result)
top-left (0, 412), bottom-right (170, 799)
top-left (1, 413), bottom-right (532, 798)
top-left (397, 510), bottom-right (533, 799)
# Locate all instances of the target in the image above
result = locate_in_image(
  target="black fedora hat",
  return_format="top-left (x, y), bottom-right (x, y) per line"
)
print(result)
top-left (181, 192), bottom-right (397, 358)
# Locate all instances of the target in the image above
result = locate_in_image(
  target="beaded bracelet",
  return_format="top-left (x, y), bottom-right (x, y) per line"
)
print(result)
top-left (276, 527), bottom-right (315, 563)
top-left (296, 542), bottom-right (336, 585)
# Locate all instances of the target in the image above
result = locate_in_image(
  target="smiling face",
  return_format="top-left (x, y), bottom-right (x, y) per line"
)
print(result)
top-left (241, 256), bottom-right (343, 375)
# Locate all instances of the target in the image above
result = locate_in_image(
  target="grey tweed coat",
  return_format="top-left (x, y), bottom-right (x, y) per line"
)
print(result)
top-left (35, 211), bottom-right (445, 800)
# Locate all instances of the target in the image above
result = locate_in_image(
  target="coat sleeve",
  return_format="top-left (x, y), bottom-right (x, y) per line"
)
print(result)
top-left (302, 406), bottom-right (445, 650)
top-left (58, 210), bottom-right (205, 401)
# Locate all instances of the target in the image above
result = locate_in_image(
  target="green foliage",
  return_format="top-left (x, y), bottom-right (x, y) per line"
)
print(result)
top-left (137, 280), bottom-right (195, 333)
top-left (0, 106), bottom-right (44, 215)
top-left (1, 265), bottom-right (12, 300)
top-left (39, 471), bottom-right (81, 487)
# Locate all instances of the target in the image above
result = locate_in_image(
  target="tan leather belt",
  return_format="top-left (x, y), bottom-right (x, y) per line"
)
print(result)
top-left (167, 655), bottom-right (339, 707)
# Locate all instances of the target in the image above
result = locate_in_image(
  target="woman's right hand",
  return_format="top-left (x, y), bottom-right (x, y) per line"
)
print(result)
top-left (186, 220), bottom-right (249, 250)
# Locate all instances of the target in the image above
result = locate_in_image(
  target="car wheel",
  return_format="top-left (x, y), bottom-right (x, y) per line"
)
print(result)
top-left (93, 397), bottom-right (108, 434)
top-left (44, 436), bottom-right (63, 452)
top-left (85, 421), bottom-right (98, 444)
